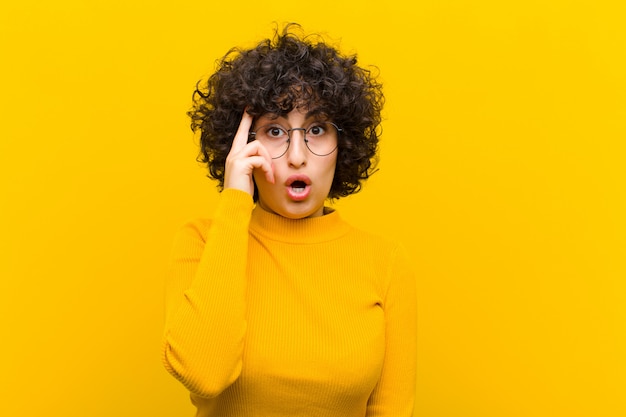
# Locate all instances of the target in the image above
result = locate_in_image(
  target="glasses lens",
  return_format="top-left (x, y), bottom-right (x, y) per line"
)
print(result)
top-left (305, 122), bottom-right (339, 156)
top-left (253, 124), bottom-right (290, 158)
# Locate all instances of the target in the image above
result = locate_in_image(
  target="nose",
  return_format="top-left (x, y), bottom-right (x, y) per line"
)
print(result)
top-left (286, 128), bottom-right (307, 167)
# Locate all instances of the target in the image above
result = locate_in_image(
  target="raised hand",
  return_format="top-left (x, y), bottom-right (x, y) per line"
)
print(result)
top-left (223, 110), bottom-right (275, 196)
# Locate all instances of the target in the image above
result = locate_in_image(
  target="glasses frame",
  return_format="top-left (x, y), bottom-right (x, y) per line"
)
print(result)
top-left (248, 122), bottom-right (342, 159)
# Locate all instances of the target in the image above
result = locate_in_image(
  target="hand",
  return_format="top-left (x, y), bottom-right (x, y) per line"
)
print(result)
top-left (223, 110), bottom-right (275, 196)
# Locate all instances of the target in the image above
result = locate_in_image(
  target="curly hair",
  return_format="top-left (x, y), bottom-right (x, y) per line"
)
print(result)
top-left (188, 23), bottom-right (384, 201)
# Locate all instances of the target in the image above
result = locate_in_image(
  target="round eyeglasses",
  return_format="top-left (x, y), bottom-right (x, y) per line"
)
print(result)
top-left (248, 122), bottom-right (341, 159)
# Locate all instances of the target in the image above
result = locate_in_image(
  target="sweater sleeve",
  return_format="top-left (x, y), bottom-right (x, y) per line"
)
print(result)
top-left (162, 189), bottom-right (254, 398)
top-left (366, 243), bottom-right (418, 417)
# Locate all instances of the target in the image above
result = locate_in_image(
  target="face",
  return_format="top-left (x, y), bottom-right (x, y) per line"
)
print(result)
top-left (252, 107), bottom-right (338, 219)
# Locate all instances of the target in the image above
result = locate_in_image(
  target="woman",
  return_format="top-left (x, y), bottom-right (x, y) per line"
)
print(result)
top-left (162, 24), bottom-right (417, 417)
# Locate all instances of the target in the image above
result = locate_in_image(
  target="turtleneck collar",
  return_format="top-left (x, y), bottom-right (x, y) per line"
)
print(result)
top-left (249, 204), bottom-right (352, 244)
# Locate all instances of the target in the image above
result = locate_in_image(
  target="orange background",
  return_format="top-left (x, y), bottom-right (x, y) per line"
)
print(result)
top-left (1, 1), bottom-right (624, 416)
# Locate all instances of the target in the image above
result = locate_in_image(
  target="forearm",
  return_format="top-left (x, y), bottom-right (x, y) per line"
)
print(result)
top-left (162, 189), bottom-right (253, 398)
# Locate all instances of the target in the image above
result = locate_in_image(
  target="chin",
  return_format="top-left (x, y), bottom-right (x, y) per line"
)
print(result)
top-left (260, 199), bottom-right (324, 219)
top-left (282, 205), bottom-right (322, 219)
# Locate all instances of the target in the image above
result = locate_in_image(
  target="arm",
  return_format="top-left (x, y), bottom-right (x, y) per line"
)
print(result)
top-left (162, 111), bottom-right (273, 398)
top-left (162, 189), bottom-right (253, 398)
top-left (367, 244), bottom-right (418, 417)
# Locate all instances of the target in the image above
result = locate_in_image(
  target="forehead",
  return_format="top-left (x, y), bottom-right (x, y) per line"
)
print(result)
top-left (257, 106), bottom-right (329, 123)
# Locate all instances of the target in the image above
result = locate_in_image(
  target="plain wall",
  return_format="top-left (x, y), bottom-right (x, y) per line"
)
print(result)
top-left (1, 1), bottom-right (624, 416)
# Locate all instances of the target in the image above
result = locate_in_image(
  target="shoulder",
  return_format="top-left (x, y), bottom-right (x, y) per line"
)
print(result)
top-left (168, 219), bottom-right (215, 262)
top-left (343, 222), bottom-right (404, 257)
top-left (174, 189), bottom-right (254, 243)
top-left (341, 222), bottom-right (413, 279)
top-left (176, 218), bottom-right (213, 243)
top-left (345, 226), bottom-right (415, 306)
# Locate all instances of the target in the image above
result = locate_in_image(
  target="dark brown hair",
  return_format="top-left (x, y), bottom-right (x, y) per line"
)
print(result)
top-left (188, 23), bottom-right (384, 200)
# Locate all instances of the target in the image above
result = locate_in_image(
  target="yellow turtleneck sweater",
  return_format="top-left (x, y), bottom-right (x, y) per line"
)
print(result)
top-left (162, 189), bottom-right (417, 417)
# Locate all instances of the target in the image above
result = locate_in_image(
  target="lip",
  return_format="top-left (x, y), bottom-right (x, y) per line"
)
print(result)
top-left (285, 175), bottom-right (312, 187)
top-left (285, 174), bottom-right (312, 201)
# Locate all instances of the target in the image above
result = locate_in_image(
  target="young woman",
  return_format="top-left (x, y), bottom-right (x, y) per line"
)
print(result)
top-left (162, 24), bottom-right (417, 417)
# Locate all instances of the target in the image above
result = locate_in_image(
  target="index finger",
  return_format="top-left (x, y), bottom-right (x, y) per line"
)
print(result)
top-left (230, 110), bottom-right (254, 153)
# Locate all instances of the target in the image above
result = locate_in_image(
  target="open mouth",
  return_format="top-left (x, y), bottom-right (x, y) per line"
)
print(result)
top-left (285, 175), bottom-right (312, 201)
top-left (290, 180), bottom-right (307, 193)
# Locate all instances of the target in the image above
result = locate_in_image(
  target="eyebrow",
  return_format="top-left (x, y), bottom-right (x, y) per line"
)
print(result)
top-left (307, 108), bottom-right (334, 121)
top-left (305, 108), bottom-right (324, 118)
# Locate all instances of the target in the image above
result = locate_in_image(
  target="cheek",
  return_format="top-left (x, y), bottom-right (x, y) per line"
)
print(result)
top-left (253, 168), bottom-right (270, 185)
top-left (252, 170), bottom-right (270, 197)
top-left (325, 157), bottom-right (338, 181)
top-left (319, 159), bottom-right (338, 193)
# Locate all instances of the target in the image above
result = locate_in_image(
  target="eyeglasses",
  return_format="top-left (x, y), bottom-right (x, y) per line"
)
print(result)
top-left (248, 121), bottom-right (341, 159)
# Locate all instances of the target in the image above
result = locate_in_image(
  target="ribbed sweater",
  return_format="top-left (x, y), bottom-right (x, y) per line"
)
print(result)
top-left (162, 189), bottom-right (417, 417)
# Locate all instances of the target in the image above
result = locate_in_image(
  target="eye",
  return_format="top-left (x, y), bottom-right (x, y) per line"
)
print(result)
top-left (307, 124), bottom-right (327, 137)
top-left (265, 126), bottom-right (287, 138)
